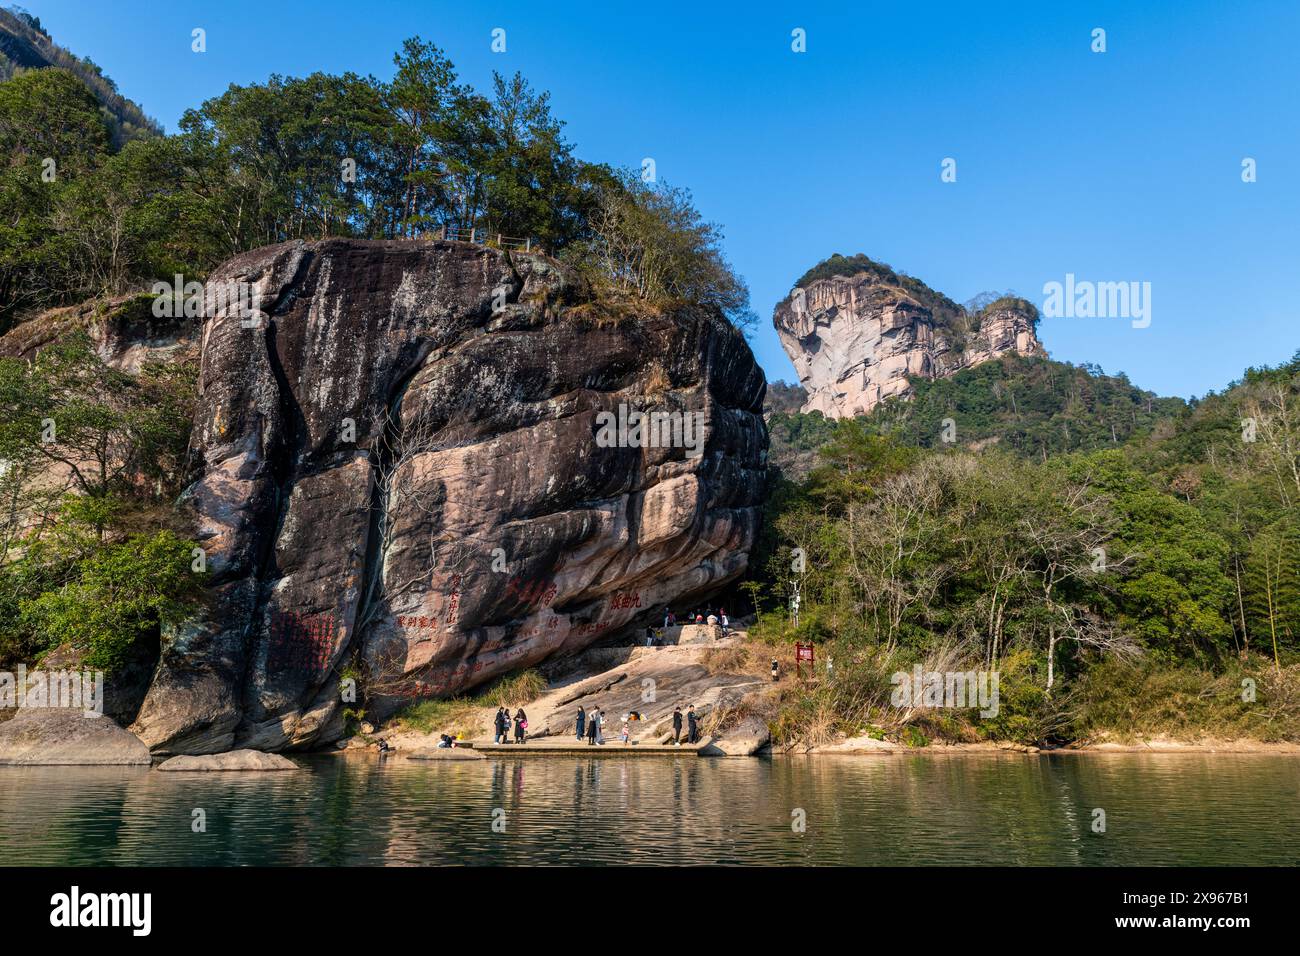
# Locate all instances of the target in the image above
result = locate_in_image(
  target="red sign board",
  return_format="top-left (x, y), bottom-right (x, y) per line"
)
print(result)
top-left (795, 642), bottom-right (814, 662)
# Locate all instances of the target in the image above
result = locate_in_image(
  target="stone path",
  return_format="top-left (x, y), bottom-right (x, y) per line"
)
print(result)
top-left (478, 628), bottom-right (761, 746)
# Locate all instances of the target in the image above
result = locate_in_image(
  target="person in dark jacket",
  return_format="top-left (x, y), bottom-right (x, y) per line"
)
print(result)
top-left (514, 708), bottom-right (527, 744)
top-left (686, 705), bottom-right (699, 744)
top-left (672, 706), bottom-right (683, 745)
top-left (575, 706), bottom-right (586, 741)
top-left (494, 708), bottom-right (507, 744)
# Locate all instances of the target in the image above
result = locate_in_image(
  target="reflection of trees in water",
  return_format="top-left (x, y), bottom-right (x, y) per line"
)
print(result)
top-left (4, 755), bottom-right (1296, 865)
top-left (767, 755), bottom-right (1090, 865)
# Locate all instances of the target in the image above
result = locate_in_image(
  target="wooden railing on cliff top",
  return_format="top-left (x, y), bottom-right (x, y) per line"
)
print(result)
top-left (437, 225), bottom-right (538, 252)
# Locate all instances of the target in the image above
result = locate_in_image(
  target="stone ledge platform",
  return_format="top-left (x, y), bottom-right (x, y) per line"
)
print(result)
top-left (471, 736), bottom-right (714, 756)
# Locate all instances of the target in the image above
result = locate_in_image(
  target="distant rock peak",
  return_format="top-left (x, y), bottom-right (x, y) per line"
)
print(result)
top-left (774, 256), bottom-right (1044, 418)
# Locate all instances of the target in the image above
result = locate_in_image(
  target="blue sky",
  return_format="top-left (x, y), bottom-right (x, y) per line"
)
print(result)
top-left (22, 0), bottom-right (1300, 397)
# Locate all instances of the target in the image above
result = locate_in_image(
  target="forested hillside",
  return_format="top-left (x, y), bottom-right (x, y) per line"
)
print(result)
top-left (0, 6), bottom-right (160, 145)
top-left (753, 352), bottom-right (1300, 747)
top-left (768, 355), bottom-right (1186, 473)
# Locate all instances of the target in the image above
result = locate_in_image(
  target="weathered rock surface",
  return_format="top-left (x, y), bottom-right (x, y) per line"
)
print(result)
top-left (774, 258), bottom-right (1043, 417)
top-left (155, 749), bottom-right (299, 771)
top-left (0, 292), bottom-right (196, 373)
top-left (131, 238), bottom-right (768, 754)
top-left (481, 636), bottom-right (765, 744)
top-left (702, 714), bottom-right (771, 756)
top-left (0, 708), bottom-right (151, 765)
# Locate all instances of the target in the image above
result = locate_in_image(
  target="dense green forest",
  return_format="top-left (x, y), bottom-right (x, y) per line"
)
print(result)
top-left (753, 353), bottom-right (1300, 746)
top-left (0, 328), bottom-right (200, 670)
top-left (768, 354), bottom-right (1188, 475)
top-left (0, 22), bottom-right (752, 333)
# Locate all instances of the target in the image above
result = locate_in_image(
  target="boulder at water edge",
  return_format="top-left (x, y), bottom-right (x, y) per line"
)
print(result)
top-left (0, 708), bottom-right (151, 765)
top-left (155, 749), bottom-right (300, 771)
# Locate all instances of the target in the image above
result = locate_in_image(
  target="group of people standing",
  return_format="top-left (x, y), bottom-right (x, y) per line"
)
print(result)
top-left (574, 706), bottom-right (651, 745)
top-left (576, 706), bottom-right (608, 745)
top-left (574, 704), bottom-right (697, 745)
top-left (494, 707), bottom-right (528, 744)
top-left (493, 703), bottom-right (700, 747)
top-left (671, 705), bottom-right (700, 745)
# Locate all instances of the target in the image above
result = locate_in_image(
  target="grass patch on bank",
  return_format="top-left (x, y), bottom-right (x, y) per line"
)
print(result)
top-left (699, 646), bottom-right (756, 676)
top-left (390, 668), bottom-right (548, 738)
top-left (1067, 657), bottom-right (1300, 744)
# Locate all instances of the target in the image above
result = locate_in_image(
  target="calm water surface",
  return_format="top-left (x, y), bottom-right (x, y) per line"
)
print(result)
top-left (1, 753), bottom-right (1297, 866)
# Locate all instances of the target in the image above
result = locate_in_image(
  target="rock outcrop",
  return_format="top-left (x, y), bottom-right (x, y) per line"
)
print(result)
top-left (155, 749), bottom-right (299, 771)
top-left (774, 255), bottom-right (1043, 418)
top-left (0, 708), bottom-right (151, 765)
top-left (702, 715), bottom-right (771, 756)
top-left (130, 238), bottom-right (768, 755)
top-left (0, 293), bottom-right (195, 373)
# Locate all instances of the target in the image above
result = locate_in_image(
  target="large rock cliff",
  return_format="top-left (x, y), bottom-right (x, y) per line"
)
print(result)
top-left (130, 238), bottom-right (768, 754)
top-left (774, 255), bottom-right (1043, 418)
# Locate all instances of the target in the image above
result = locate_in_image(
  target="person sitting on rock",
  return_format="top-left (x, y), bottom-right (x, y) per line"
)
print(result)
top-left (437, 734), bottom-right (452, 749)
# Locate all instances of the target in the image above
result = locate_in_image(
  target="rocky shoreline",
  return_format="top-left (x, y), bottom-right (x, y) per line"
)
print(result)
top-left (5, 703), bottom-right (1298, 766)
top-left (8, 621), bottom-right (1297, 766)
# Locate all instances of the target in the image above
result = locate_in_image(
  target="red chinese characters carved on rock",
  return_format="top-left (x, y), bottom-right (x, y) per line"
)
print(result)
top-left (608, 591), bottom-right (642, 611)
top-left (444, 573), bottom-right (463, 626)
top-left (267, 611), bottom-right (337, 676)
top-left (396, 574), bottom-right (465, 632)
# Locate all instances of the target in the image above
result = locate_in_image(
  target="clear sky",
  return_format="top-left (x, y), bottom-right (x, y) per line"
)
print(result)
top-left (22, 0), bottom-right (1300, 397)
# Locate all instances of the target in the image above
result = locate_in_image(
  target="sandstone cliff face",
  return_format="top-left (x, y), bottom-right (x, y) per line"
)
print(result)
top-left (774, 267), bottom-right (1042, 418)
top-left (129, 239), bottom-right (768, 754)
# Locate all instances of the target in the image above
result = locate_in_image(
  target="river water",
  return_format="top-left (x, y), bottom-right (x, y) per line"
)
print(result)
top-left (1, 753), bottom-right (1296, 866)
